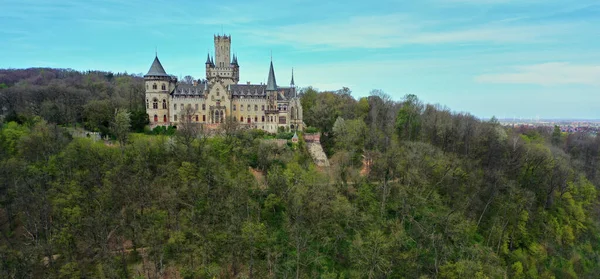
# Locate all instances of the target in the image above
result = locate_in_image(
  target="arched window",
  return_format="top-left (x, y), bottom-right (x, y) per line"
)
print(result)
top-left (174, 104), bottom-right (177, 110)
top-left (152, 83), bottom-right (157, 90)
top-left (216, 90), bottom-right (220, 96)
top-left (254, 105), bottom-right (258, 111)
top-left (161, 84), bottom-right (166, 90)
top-left (247, 105), bottom-right (250, 111)
top-left (241, 105), bottom-right (244, 111)
top-left (174, 115), bottom-right (178, 121)
top-left (240, 116), bottom-right (244, 122)
top-left (254, 116), bottom-right (258, 122)
top-left (261, 116), bottom-right (265, 122)
top-left (233, 105), bottom-right (236, 111)
top-left (202, 104), bottom-right (206, 110)
top-left (162, 99), bottom-right (167, 109)
top-left (291, 107), bottom-right (296, 119)
top-left (247, 115), bottom-right (251, 123)
top-left (203, 115), bottom-right (206, 122)
top-left (262, 105), bottom-right (265, 111)
top-left (195, 115), bottom-right (198, 121)
top-left (163, 115), bottom-right (167, 122)
top-left (195, 104), bottom-right (198, 110)
top-left (152, 98), bottom-right (158, 109)
top-left (146, 99), bottom-right (149, 109)
top-left (153, 115), bottom-right (158, 122)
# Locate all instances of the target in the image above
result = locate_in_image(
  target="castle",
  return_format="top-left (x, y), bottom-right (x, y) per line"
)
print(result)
top-left (144, 35), bottom-right (303, 133)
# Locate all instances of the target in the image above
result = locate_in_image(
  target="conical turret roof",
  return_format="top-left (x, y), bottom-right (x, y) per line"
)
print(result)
top-left (266, 61), bottom-right (277, 91)
top-left (291, 68), bottom-right (295, 86)
top-left (205, 53), bottom-right (211, 64)
top-left (145, 56), bottom-right (169, 77)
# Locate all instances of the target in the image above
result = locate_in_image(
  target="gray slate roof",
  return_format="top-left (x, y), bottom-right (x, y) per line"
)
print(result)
top-left (173, 82), bottom-right (207, 96)
top-left (230, 84), bottom-right (267, 97)
top-left (266, 61), bottom-right (277, 91)
top-left (145, 56), bottom-right (169, 77)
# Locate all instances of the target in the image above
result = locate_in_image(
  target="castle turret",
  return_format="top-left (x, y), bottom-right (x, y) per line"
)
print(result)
top-left (266, 60), bottom-right (277, 91)
top-left (144, 55), bottom-right (176, 126)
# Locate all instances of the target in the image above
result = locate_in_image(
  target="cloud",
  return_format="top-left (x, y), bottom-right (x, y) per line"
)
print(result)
top-left (475, 62), bottom-right (600, 86)
top-left (245, 14), bottom-right (583, 49)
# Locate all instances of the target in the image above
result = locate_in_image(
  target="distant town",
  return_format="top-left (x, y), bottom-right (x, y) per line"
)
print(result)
top-left (499, 119), bottom-right (600, 135)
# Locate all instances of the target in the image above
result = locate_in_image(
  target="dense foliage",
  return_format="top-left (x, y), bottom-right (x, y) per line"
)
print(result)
top-left (0, 68), bottom-right (147, 134)
top-left (1, 70), bottom-right (600, 278)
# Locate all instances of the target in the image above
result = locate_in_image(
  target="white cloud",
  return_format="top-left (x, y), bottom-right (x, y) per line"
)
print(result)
top-left (245, 14), bottom-right (582, 49)
top-left (475, 62), bottom-right (600, 86)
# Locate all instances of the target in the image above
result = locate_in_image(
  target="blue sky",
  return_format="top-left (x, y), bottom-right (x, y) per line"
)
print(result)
top-left (1, 0), bottom-right (600, 119)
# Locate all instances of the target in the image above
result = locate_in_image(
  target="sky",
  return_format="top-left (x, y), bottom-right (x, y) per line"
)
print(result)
top-left (1, 0), bottom-right (600, 119)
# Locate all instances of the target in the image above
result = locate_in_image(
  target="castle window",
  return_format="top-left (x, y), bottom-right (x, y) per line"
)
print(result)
top-left (174, 115), bottom-right (177, 121)
top-left (152, 98), bottom-right (158, 109)
top-left (279, 116), bottom-right (286, 124)
top-left (262, 105), bottom-right (265, 111)
top-left (233, 105), bottom-right (236, 111)
top-left (154, 115), bottom-right (158, 122)
top-left (254, 116), bottom-right (258, 122)
top-left (153, 83), bottom-right (157, 90)
top-left (203, 115), bottom-right (206, 122)
top-left (181, 104), bottom-right (184, 110)
top-left (254, 105), bottom-right (258, 111)
top-left (162, 99), bottom-right (167, 109)
top-left (247, 105), bottom-right (250, 111)
top-left (161, 84), bottom-right (166, 90)
top-left (217, 90), bottom-right (220, 96)
top-left (241, 105), bottom-right (244, 111)
top-left (146, 84), bottom-right (148, 89)
top-left (202, 104), bottom-right (206, 110)
top-left (195, 104), bottom-right (198, 110)
top-left (247, 115), bottom-right (251, 123)
top-left (146, 99), bottom-right (149, 109)
top-left (262, 116), bottom-right (265, 122)
top-left (163, 115), bottom-right (167, 122)
top-left (195, 115), bottom-right (198, 121)
top-left (174, 104), bottom-right (177, 110)
top-left (240, 116), bottom-right (244, 122)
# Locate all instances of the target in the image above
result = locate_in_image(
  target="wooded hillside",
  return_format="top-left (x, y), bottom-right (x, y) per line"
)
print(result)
top-left (1, 69), bottom-right (599, 278)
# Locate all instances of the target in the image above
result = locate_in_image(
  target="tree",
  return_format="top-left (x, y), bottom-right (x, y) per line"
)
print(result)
top-left (395, 94), bottom-right (423, 141)
top-left (183, 75), bottom-right (195, 85)
top-left (176, 105), bottom-right (201, 148)
top-left (111, 108), bottom-right (130, 147)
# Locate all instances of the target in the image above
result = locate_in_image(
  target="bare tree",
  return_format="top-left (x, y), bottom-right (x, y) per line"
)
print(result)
top-left (182, 75), bottom-right (195, 85)
top-left (176, 105), bottom-right (201, 148)
top-left (220, 116), bottom-right (241, 144)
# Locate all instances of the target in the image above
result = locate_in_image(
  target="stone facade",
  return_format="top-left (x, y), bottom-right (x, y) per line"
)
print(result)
top-left (145, 35), bottom-right (303, 133)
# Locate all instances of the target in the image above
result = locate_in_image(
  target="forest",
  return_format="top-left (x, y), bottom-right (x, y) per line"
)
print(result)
top-left (1, 68), bottom-right (600, 278)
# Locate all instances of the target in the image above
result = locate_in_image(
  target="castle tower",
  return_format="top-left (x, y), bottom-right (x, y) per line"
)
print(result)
top-left (144, 55), bottom-right (176, 126)
top-left (214, 35), bottom-right (231, 68)
top-left (206, 34), bottom-right (239, 84)
top-left (266, 60), bottom-right (278, 111)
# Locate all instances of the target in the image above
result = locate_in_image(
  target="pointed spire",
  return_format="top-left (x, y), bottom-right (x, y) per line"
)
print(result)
top-left (290, 67), bottom-right (295, 86)
top-left (205, 53), bottom-right (211, 64)
top-left (145, 55), bottom-right (169, 77)
top-left (266, 60), bottom-right (277, 91)
top-left (210, 55), bottom-right (214, 66)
